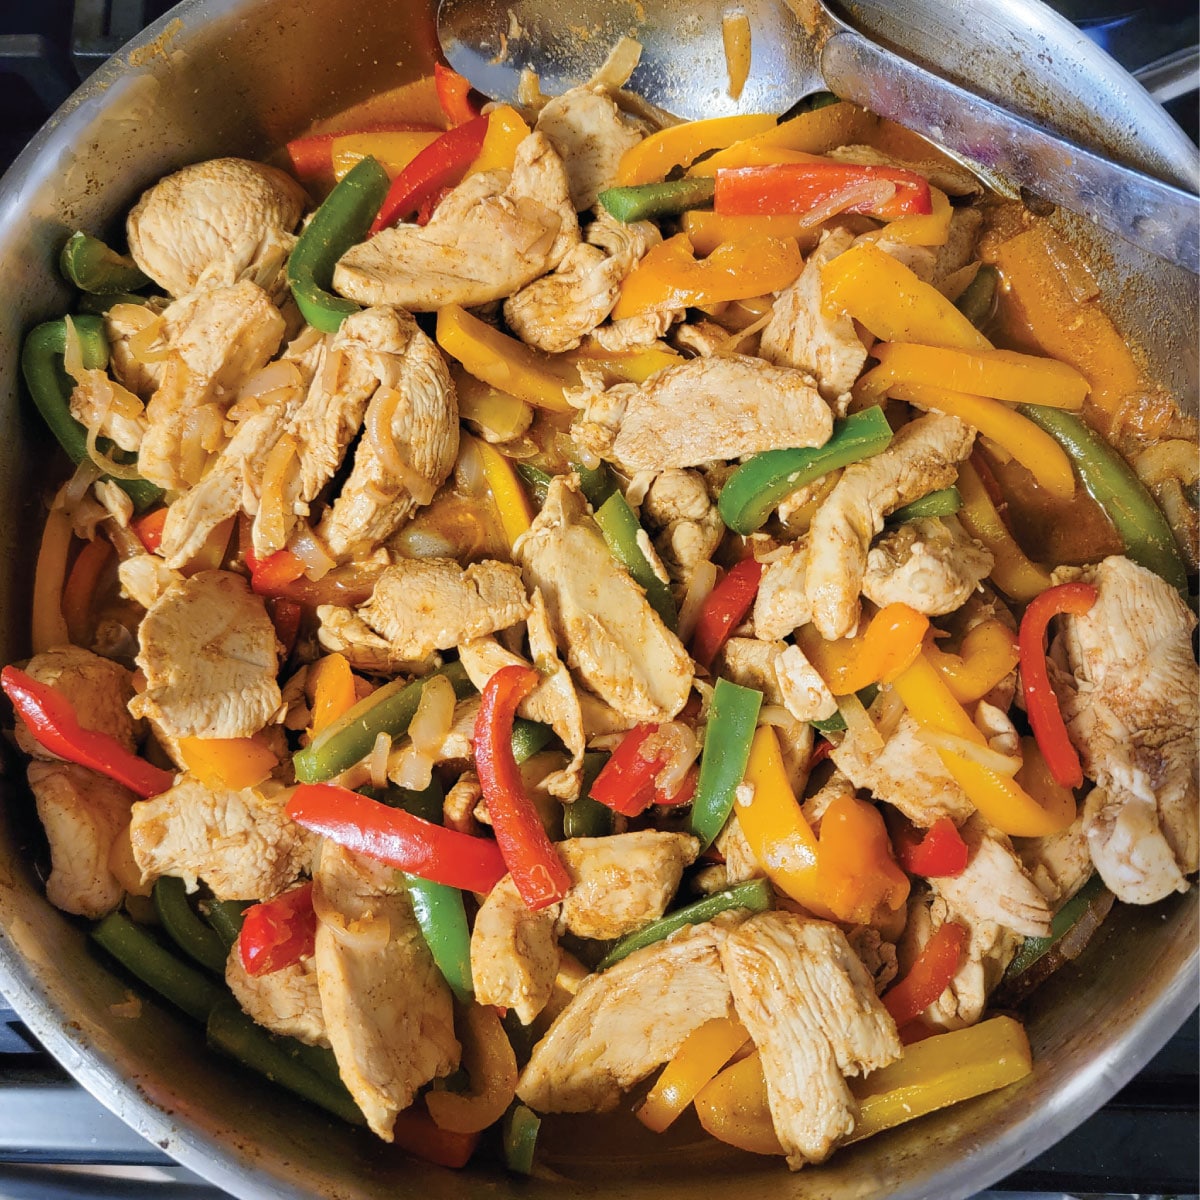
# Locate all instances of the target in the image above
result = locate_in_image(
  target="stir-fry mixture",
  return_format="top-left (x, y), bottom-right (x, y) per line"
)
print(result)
top-left (8, 52), bottom-right (1198, 1174)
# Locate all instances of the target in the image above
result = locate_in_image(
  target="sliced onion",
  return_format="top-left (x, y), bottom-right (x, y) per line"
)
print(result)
top-left (239, 359), bottom-right (302, 402)
top-left (801, 180), bottom-right (896, 233)
top-left (649, 721), bottom-right (699, 798)
top-left (32, 505), bottom-right (72, 653)
top-left (920, 727), bottom-right (1022, 776)
top-left (62, 315), bottom-right (86, 384)
top-left (257, 434), bottom-right (297, 554)
top-left (410, 675), bottom-right (457, 757)
top-left (393, 525), bottom-right (459, 560)
top-left (837, 691), bottom-right (884, 757)
top-left (389, 744), bottom-right (435, 791)
top-left (454, 437), bottom-right (488, 498)
top-left (677, 560), bottom-right (718, 644)
top-left (588, 35), bottom-right (642, 89)
top-left (757, 704), bottom-right (795, 728)
top-left (368, 730), bottom-right (392, 791)
top-left (125, 312), bottom-right (169, 364)
top-left (365, 386), bottom-right (405, 480)
top-left (869, 685), bottom-right (906, 741)
top-left (320, 347), bottom-right (345, 396)
top-left (60, 458), bottom-right (103, 511)
top-left (289, 525), bottom-right (336, 581)
top-left (85, 419), bottom-right (142, 480)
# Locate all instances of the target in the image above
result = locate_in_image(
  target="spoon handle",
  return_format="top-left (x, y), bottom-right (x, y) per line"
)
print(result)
top-left (821, 29), bottom-right (1200, 274)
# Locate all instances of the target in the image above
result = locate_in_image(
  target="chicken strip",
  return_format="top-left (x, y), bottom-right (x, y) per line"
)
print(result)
top-left (753, 542), bottom-right (812, 642)
top-left (126, 157), bottom-right (305, 299)
top-left (1057, 555), bottom-right (1198, 903)
top-left (226, 939), bottom-right (328, 1047)
top-left (862, 516), bottom-right (993, 616)
top-left (806, 413), bottom-right (975, 639)
top-left (573, 354), bottom-right (832, 475)
top-left (516, 475), bottom-right (693, 724)
top-left (640, 469), bottom-right (725, 588)
top-left (332, 134), bottom-right (578, 310)
top-left (129, 776), bottom-right (310, 900)
top-left (314, 842), bottom-right (459, 1140)
top-left (1015, 815), bottom-right (1094, 909)
top-left (26, 761), bottom-right (133, 917)
top-left (517, 920), bottom-right (737, 1113)
top-left (130, 570), bottom-right (282, 740)
top-left (719, 912), bottom-right (901, 1168)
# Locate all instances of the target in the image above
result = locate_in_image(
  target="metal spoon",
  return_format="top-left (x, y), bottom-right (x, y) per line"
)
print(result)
top-left (437, 0), bottom-right (1200, 272)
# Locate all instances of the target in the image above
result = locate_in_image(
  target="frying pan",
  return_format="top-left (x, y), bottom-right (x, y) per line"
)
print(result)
top-left (0, 1), bottom-right (1194, 1196)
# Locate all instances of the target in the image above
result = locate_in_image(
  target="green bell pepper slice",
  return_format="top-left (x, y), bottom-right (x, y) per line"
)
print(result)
top-left (597, 878), bottom-right (772, 971)
top-left (954, 264), bottom-right (999, 329)
top-left (598, 176), bottom-right (715, 224)
top-left (573, 459), bottom-right (617, 510)
top-left (889, 486), bottom-right (962, 524)
top-left (689, 677), bottom-right (763, 850)
top-left (594, 491), bottom-right (678, 630)
top-left (20, 317), bottom-right (164, 513)
top-left (503, 1102), bottom-right (542, 1174)
top-left (516, 461), bottom-right (552, 507)
top-left (59, 231), bottom-right (150, 294)
top-left (1019, 404), bottom-right (1188, 594)
top-left (287, 155), bottom-right (390, 333)
top-left (1002, 872), bottom-right (1113, 983)
top-left (717, 407), bottom-right (894, 534)
top-left (562, 751), bottom-right (614, 839)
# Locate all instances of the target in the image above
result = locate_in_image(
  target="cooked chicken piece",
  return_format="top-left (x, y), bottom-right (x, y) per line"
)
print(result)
top-left (640, 469), bottom-right (724, 587)
top-left (931, 208), bottom-right (984, 288)
top-left (826, 144), bottom-right (983, 197)
top-left (315, 606), bottom-right (431, 675)
top-left (774, 643), bottom-right (838, 724)
top-left (129, 776), bottom-right (309, 899)
top-left (719, 912), bottom-right (902, 1168)
top-left (118, 556), bottom-right (180, 615)
top-left (443, 772), bottom-right (482, 835)
top-left (931, 815), bottom-right (1052, 937)
top-left (801, 769), bottom-right (857, 830)
top-left (753, 542), bottom-right (812, 642)
top-left (760, 227), bottom-right (865, 408)
top-left (713, 812), bottom-right (764, 886)
top-left (459, 588), bottom-right (587, 798)
top-left (864, 236), bottom-right (936, 283)
top-left (130, 570), bottom-right (281, 740)
top-left (974, 700), bottom-right (1020, 759)
top-left (1015, 815), bottom-right (1094, 909)
top-left (845, 925), bottom-right (899, 995)
top-left (1056, 555), bottom-right (1198, 904)
top-left (591, 306), bottom-right (683, 351)
top-left (470, 874), bottom-right (561, 1026)
top-left (14, 646), bottom-right (138, 761)
top-left (673, 319), bottom-right (734, 357)
top-left (159, 358), bottom-right (312, 568)
top-left (345, 558), bottom-right (530, 662)
top-left (806, 413), bottom-right (975, 639)
top-left (333, 134), bottom-right (578, 310)
top-left (516, 475), bottom-right (692, 723)
top-left (574, 355), bottom-right (832, 475)
top-left (226, 939), bottom-right (328, 1047)
top-left (833, 711), bottom-right (975, 827)
top-left (313, 312), bottom-right (459, 562)
top-left (137, 281), bottom-right (287, 491)
top-left (535, 84), bottom-right (646, 210)
top-left (504, 212), bottom-right (658, 353)
top-left (68, 367), bottom-right (146, 454)
top-left (517, 919), bottom-right (737, 1112)
top-left (26, 760), bottom-right (133, 917)
top-left (105, 299), bottom-right (168, 399)
top-left (314, 841), bottom-right (459, 1140)
top-left (126, 157), bottom-right (305, 299)
top-left (558, 831), bottom-right (699, 939)
top-left (862, 516), bottom-right (993, 616)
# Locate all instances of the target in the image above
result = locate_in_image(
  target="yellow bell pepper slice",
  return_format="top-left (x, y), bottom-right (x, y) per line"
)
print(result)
top-left (176, 735), bottom-right (277, 791)
top-left (681, 210), bottom-right (822, 256)
top-left (891, 652), bottom-right (1075, 837)
top-left (694, 1050), bottom-right (785, 1156)
top-left (798, 602), bottom-right (930, 695)
top-left (637, 1017), bottom-right (750, 1133)
top-left (925, 619), bottom-right (1019, 705)
top-left (611, 232), bottom-right (803, 322)
top-left (453, 367), bottom-right (534, 443)
top-left (616, 113), bottom-right (778, 185)
top-left (822, 243), bottom-right (992, 352)
top-left (306, 652), bottom-right (357, 738)
top-left (436, 304), bottom-right (578, 413)
top-left (1013, 735), bottom-right (1078, 829)
top-left (736, 726), bottom-right (833, 917)
top-left (858, 342), bottom-right (1090, 409)
top-left (472, 436), bottom-right (534, 549)
top-left (693, 101), bottom-right (878, 174)
top-left (426, 1003), bottom-right (519, 1134)
top-left (858, 186), bottom-right (952, 247)
top-left (330, 131), bottom-right (442, 181)
top-left (887, 381), bottom-right (1076, 500)
top-left (848, 1016), bottom-right (1033, 1143)
top-left (816, 794), bottom-right (911, 926)
top-left (956, 460), bottom-right (1054, 602)
top-left (568, 341), bottom-right (682, 383)
top-left (465, 104), bottom-right (531, 176)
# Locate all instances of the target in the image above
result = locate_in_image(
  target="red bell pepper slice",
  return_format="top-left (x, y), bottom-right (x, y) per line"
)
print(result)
top-left (473, 665), bottom-right (572, 910)
top-left (392, 1105), bottom-right (479, 1168)
top-left (690, 557), bottom-right (763, 670)
top-left (714, 162), bottom-right (933, 221)
top-left (894, 816), bottom-right (969, 878)
top-left (1018, 581), bottom-right (1097, 790)
top-left (369, 115), bottom-right (489, 234)
top-left (435, 63), bottom-right (483, 126)
top-left (244, 546), bottom-right (307, 597)
top-left (882, 920), bottom-right (967, 1028)
top-left (238, 882), bottom-right (317, 976)
top-left (1, 665), bottom-right (174, 799)
top-left (267, 596), bottom-right (303, 658)
top-left (589, 724), bottom-right (697, 817)
top-left (286, 783), bottom-right (507, 893)
top-left (131, 506), bottom-right (168, 554)
top-left (286, 124), bottom-right (441, 182)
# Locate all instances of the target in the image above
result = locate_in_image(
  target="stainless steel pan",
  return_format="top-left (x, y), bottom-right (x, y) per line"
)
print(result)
top-left (0, 1), bottom-right (1194, 1196)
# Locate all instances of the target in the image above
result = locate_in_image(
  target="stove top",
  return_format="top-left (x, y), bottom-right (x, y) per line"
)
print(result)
top-left (0, 1), bottom-right (1196, 1197)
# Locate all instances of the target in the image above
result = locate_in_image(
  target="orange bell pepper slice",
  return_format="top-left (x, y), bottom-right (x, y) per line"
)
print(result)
top-left (815, 794), bottom-right (910, 927)
top-left (62, 535), bottom-right (113, 647)
top-left (638, 1016), bottom-right (750, 1133)
top-left (694, 1050), bottom-right (785, 1156)
top-left (611, 232), bottom-right (803, 322)
top-left (797, 602), bottom-right (929, 696)
top-left (681, 210), bottom-right (822, 256)
top-left (616, 113), bottom-right (777, 185)
top-left (306, 652), bottom-right (357, 737)
top-left (464, 105), bottom-right (531, 176)
top-left (426, 1004), bottom-right (519, 1134)
top-left (329, 130), bottom-right (443, 181)
top-left (177, 733), bottom-right (278, 791)
top-left (924, 619), bottom-right (1019, 705)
